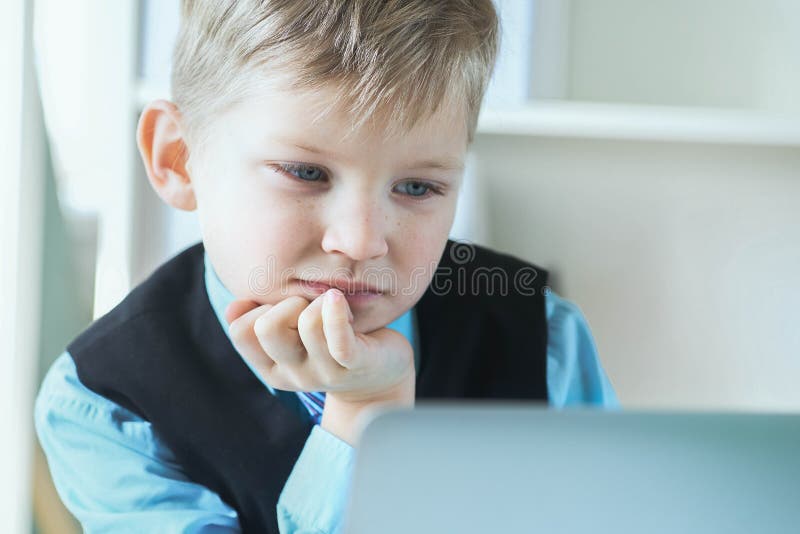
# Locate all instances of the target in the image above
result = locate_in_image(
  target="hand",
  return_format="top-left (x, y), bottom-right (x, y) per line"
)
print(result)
top-left (225, 289), bottom-right (416, 444)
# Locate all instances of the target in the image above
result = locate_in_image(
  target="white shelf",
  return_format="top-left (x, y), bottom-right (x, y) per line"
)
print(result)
top-left (136, 81), bottom-right (800, 147)
top-left (477, 100), bottom-right (800, 147)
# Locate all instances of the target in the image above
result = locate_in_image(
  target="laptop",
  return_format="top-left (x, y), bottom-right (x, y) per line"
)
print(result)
top-left (343, 403), bottom-right (800, 534)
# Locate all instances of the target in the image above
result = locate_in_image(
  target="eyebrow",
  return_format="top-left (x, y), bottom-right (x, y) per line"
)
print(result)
top-left (274, 138), bottom-right (464, 172)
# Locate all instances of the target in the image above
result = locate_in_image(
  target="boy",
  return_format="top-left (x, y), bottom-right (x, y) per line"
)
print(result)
top-left (35, 1), bottom-right (618, 532)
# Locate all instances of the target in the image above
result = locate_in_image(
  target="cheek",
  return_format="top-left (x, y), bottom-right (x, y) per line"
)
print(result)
top-left (392, 199), bottom-right (456, 251)
top-left (390, 214), bottom-right (453, 295)
top-left (197, 192), bottom-right (322, 300)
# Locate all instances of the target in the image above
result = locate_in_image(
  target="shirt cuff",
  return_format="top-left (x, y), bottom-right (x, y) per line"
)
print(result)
top-left (277, 424), bottom-right (355, 534)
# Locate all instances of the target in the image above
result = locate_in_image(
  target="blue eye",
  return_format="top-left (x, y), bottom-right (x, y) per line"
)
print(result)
top-left (270, 163), bottom-right (444, 200)
top-left (394, 181), bottom-right (443, 198)
top-left (277, 163), bottom-right (326, 182)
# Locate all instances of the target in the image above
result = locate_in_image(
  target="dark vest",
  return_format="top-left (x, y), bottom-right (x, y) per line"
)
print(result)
top-left (69, 239), bottom-right (549, 533)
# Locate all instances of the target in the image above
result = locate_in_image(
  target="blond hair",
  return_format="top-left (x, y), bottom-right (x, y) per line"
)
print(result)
top-left (172, 0), bottom-right (498, 146)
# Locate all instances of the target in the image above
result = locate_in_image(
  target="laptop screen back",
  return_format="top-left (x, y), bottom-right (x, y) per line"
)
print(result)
top-left (344, 404), bottom-right (800, 534)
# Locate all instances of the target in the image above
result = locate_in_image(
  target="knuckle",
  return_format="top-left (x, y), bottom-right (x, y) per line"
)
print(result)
top-left (297, 308), bottom-right (321, 334)
top-left (228, 317), bottom-right (249, 340)
top-left (327, 344), bottom-right (350, 364)
top-left (295, 312), bottom-right (310, 334)
top-left (253, 313), bottom-right (278, 338)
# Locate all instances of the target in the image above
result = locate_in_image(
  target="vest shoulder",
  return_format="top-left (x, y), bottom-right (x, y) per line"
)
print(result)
top-left (440, 240), bottom-right (549, 289)
top-left (69, 242), bottom-right (205, 353)
top-left (465, 241), bottom-right (548, 274)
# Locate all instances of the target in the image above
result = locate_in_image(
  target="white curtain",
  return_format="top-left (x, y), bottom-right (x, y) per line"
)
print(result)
top-left (0, 0), bottom-right (47, 532)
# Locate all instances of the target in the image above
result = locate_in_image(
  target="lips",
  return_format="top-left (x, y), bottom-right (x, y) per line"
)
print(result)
top-left (298, 279), bottom-right (383, 295)
top-left (298, 279), bottom-right (384, 308)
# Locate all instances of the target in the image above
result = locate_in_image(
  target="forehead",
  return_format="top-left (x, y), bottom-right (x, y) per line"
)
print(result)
top-left (216, 80), bottom-right (468, 167)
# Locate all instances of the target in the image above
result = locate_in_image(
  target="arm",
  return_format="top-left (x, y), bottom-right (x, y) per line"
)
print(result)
top-left (277, 426), bottom-right (354, 534)
top-left (276, 376), bottom-right (413, 532)
top-left (544, 292), bottom-right (620, 408)
top-left (35, 352), bottom-right (241, 533)
top-left (36, 352), bottom-right (362, 534)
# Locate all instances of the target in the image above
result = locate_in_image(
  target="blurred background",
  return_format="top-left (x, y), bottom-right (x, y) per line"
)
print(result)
top-left (3, 0), bottom-right (799, 532)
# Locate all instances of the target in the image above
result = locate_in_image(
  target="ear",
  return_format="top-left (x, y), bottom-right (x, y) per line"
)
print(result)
top-left (137, 100), bottom-right (197, 211)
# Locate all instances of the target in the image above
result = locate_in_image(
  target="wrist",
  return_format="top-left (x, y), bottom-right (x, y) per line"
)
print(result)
top-left (321, 373), bottom-right (415, 446)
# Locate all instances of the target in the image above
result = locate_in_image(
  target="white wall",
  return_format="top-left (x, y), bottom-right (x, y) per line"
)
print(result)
top-left (568, 0), bottom-right (800, 112)
top-left (473, 134), bottom-right (800, 410)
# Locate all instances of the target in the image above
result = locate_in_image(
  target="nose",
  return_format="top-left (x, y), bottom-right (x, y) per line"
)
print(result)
top-left (321, 193), bottom-right (389, 262)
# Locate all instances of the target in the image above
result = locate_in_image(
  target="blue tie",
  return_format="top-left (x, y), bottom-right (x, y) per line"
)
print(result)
top-left (297, 391), bottom-right (326, 424)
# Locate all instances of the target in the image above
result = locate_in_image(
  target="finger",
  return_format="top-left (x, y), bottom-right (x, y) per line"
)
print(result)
top-left (297, 291), bottom-right (348, 381)
top-left (227, 303), bottom-right (277, 377)
top-left (321, 289), bottom-right (358, 369)
top-left (225, 299), bottom-right (260, 325)
top-left (254, 296), bottom-right (310, 366)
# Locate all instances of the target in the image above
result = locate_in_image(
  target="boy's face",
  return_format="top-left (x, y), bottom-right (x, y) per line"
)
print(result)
top-left (188, 83), bottom-right (467, 333)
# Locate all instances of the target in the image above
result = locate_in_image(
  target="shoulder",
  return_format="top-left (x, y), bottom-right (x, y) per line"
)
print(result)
top-left (35, 351), bottom-right (165, 458)
top-left (64, 242), bottom-right (210, 419)
top-left (68, 242), bottom-right (205, 355)
top-left (442, 239), bottom-right (548, 277)
top-left (545, 290), bottom-right (590, 329)
top-left (543, 290), bottom-right (597, 371)
top-left (433, 240), bottom-right (549, 303)
top-left (543, 292), bottom-right (620, 408)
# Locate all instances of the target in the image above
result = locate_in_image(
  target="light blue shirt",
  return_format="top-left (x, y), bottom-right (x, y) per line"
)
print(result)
top-left (35, 252), bottom-right (618, 533)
